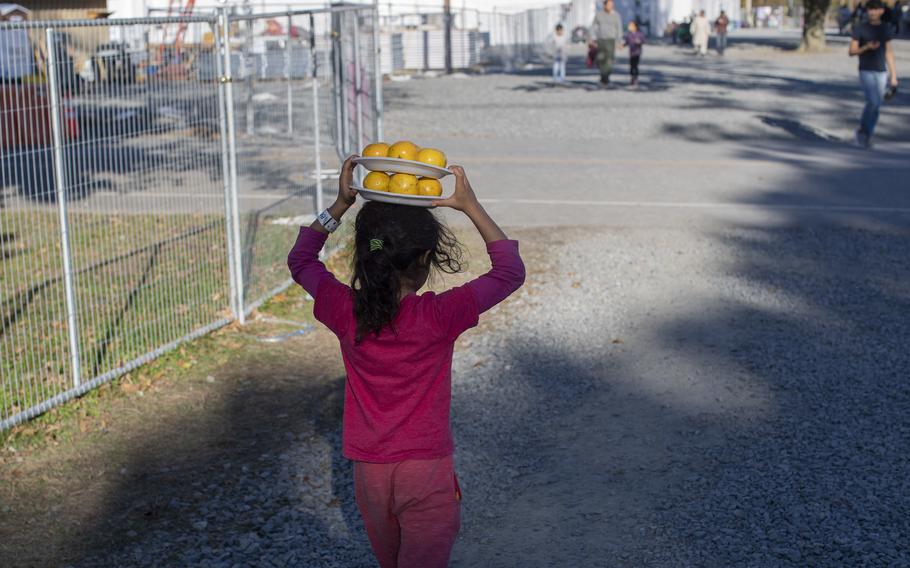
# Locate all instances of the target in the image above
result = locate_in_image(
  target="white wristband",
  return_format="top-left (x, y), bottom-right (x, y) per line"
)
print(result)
top-left (317, 209), bottom-right (340, 233)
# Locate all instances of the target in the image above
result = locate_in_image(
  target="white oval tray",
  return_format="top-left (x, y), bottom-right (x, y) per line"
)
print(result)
top-left (352, 184), bottom-right (447, 208)
top-left (353, 157), bottom-right (452, 179)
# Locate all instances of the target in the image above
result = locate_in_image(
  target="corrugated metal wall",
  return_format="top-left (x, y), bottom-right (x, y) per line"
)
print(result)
top-left (380, 29), bottom-right (484, 74)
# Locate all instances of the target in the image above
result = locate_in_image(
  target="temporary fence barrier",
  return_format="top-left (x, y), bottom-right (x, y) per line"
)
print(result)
top-left (0, 4), bottom-right (379, 430)
top-left (149, 1), bottom-right (570, 73)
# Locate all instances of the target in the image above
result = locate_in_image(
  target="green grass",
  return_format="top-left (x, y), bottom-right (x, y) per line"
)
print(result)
top-left (0, 219), bottom-right (354, 450)
top-left (1, 210), bottom-right (229, 421)
top-left (1, 207), bottom-right (350, 428)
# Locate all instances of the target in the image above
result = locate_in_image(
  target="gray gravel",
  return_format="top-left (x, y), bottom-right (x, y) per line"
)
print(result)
top-left (66, 30), bottom-right (910, 567)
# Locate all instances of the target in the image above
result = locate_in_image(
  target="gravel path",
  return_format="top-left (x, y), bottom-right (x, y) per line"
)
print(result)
top-left (451, 224), bottom-right (910, 567)
top-left (3, 30), bottom-right (908, 567)
top-left (70, 221), bottom-right (909, 567)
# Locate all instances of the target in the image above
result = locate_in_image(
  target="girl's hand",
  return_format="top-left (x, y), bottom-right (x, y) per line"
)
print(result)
top-left (432, 165), bottom-right (480, 212)
top-left (336, 155), bottom-right (359, 207)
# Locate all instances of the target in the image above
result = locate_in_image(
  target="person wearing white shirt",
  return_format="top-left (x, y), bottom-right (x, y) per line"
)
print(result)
top-left (548, 24), bottom-right (569, 83)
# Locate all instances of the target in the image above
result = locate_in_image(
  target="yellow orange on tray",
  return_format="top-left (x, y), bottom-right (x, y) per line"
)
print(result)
top-left (416, 148), bottom-right (446, 168)
top-left (387, 141), bottom-right (420, 161)
top-left (389, 173), bottom-right (419, 195)
top-left (363, 171), bottom-right (390, 192)
top-left (362, 142), bottom-right (390, 158)
top-left (417, 178), bottom-right (442, 197)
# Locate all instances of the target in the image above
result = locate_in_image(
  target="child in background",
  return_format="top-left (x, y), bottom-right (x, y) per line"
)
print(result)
top-left (549, 23), bottom-right (569, 83)
top-left (623, 21), bottom-right (646, 87)
top-left (287, 156), bottom-right (525, 568)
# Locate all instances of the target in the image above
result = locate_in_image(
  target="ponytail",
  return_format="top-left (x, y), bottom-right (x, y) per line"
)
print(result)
top-left (351, 202), bottom-right (463, 342)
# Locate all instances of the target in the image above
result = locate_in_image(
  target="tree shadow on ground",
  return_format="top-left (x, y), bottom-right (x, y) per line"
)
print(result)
top-left (449, 338), bottom-right (619, 565)
top-left (640, 140), bottom-right (910, 564)
top-left (500, 48), bottom-right (910, 145)
top-left (21, 351), bottom-right (371, 567)
top-left (451, 137), bottom-right (909, 565)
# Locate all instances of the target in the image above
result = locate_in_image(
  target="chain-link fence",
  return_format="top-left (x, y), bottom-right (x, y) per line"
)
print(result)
top-left (0, 5), bottom-right (379, 430)
top-left (375, 3), bottom-right (571, 73)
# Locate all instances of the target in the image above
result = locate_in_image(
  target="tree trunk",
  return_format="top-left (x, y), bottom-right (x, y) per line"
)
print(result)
top-left (801, 0), bottom-right (832, 51)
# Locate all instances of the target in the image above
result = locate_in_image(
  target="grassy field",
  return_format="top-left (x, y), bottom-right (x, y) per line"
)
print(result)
top-left (0, 209), bottom-right (310, 425)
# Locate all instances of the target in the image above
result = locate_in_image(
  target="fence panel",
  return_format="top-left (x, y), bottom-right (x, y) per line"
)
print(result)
top-left (222, 7), bottom-right (366, 315)
top-left (1, 21), bottom-right (73, 426)
top-left (1, 16), bottom-right (233, 429)
top-left (1, 6), bottom-right (379, 430)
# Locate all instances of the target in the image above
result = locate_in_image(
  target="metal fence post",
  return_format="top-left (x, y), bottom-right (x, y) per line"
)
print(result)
top-left (45, 27), bottom-right (83, 389)
top-left (372, 1), bottom-right (383, 141)
top-left (332, 33), bottom-right (344, 159)
top-left (352, 11), bottom-right (364, 152)
top-left (214, 16), bottom-right (239, 321)
top-left (335, 12), bottom-right (349, 157)
top-left (245, 20), bottom-right (255, 136)
top-left (286, 10), bottom-right (294, 136)
top-left (220, 8), bottom-right (246, 324)
top-left (310, 13), bottom-right (324, 215)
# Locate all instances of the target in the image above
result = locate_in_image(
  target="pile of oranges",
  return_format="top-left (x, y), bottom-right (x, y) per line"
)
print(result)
top-left (360, 141), bottom-right (446, 197)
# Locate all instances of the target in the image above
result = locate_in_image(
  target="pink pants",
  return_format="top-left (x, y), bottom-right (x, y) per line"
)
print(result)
top-left (353, 455), bottom-right (462, 568)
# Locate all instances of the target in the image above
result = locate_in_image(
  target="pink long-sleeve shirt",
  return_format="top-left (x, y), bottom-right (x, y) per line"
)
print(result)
top-left (288, 227), bottom-right (525, 463)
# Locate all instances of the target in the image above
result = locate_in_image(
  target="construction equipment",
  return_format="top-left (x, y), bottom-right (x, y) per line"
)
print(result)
top-left (158, 0), bottom-right (197, 61)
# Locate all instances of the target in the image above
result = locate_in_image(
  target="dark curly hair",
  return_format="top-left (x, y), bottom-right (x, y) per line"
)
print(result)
top-left (351, 201), bottom-right (463, 342)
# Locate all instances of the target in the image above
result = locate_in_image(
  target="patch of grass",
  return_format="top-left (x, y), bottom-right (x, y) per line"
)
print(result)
top-left (1, 210), bottom-right (229, 422)
top-left (0, 221), bottom-right (354, 448)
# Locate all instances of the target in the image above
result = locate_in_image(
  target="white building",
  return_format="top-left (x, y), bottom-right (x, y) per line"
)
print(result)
top-left (567, 0), bottom-right (741, 37)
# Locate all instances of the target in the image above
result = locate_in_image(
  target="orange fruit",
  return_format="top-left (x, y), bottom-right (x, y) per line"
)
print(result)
top-left (416, 148), bottom-right (446, 168)
top-left (389, 173), bottom-right (418, 195)
top-left (387, 141), bottom-right (420, 161)
top-left (362, 143), bottom-right (389, 157)
top-left (363, 171), bottom-right (390, 192)
top-left (417, 178), bottom-right (442, 197)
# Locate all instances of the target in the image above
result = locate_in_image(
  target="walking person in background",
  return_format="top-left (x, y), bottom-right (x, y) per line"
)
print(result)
top-left (714, 10), bottom-right (730, 54)
top-left (886, 0), bottom-right (904, 33)
top-left (548, 23), bottom-right (569, 83)
top-left (849, 0), bottom-right (899, 147)
top-left (622, 21), bottom-right (646, 87)
top-left (691, 10), bottom-right (711, 56)
top-left (288, 157), bottom-right (525, 568)
top-left (891, 0), bottom-right (904, 33)
top-left (853, 0), bottom-right (869, 26)
top-left (589, 0), bottom-right (624, 86)
top-left (838, 2), bottom-right (854, 34)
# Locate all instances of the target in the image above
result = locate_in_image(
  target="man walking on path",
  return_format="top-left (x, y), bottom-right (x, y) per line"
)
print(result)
top-left (849, 0), bottom-right (899, 147)
top-left (589, 0), bottom-right (623, 86)
top-left (691, 10), bottom-right (710, 56)
top-left (714, 10), bottom-right (730, 55)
